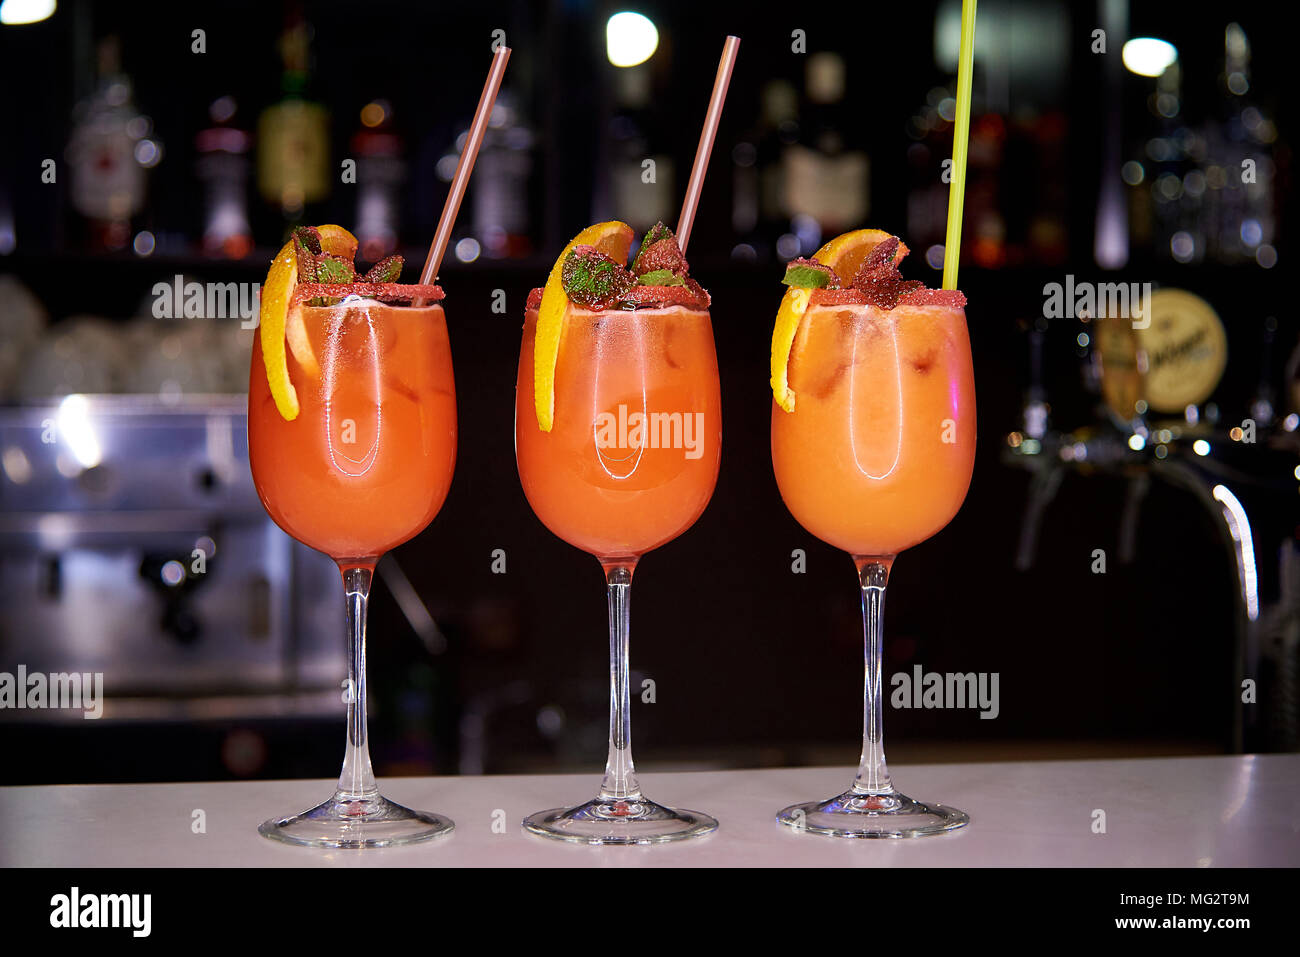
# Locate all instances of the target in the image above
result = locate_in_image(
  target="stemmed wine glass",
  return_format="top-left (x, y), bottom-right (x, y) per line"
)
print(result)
top-left (770, 295), bottom-right (975, 837)
top-left (248, 295), bottom-right (457, 847)
top-left (514, 297), bottom-right (721, 844)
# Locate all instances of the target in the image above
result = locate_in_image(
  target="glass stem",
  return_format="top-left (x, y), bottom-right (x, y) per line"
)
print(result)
top-left (598, 562), bottom-right (642, 803)
top-left (336, 564), bottom-right (378, 802)
top-left (853, 557), bottom-right (895, 795)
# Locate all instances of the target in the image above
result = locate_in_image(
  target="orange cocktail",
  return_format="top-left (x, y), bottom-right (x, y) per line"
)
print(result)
top-left (249, 299), bottom-right (456, 565)
top-left (248, 224), bottom-right (456, 848)
top-left (771, 300), bottom-right (974, 557)
top-left (516, 302), bottom-right (720, 560)
top-left (769, 228), bottom-right (974, 839)
top-left (515, 220), bottom-right (720, 844)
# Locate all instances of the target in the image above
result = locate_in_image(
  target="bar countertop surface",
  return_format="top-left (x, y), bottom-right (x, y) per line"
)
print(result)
top-left (3, 755), bottom-right (1297, 867)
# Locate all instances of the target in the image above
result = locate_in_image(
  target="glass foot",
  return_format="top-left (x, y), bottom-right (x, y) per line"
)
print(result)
top-left (777, 789), bottom-right (968, 839)
top-left (259, 792), bottom-right (455, 848)
top-left (523, 796), bottom-right (718, 845)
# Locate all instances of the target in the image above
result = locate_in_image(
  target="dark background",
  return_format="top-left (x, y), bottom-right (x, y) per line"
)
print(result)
top-left (1, 0), bottom-right (1296, 784)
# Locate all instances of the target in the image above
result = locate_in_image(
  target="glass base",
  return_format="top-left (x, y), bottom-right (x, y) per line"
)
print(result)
top-left (777, 789), bottom-right (968, 839)
top-left (259, 792), bottom-right (455, 848)
top-left (523, 796), bottom-right (718, 845)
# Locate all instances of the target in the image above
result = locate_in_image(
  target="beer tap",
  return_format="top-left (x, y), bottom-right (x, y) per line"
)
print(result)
top-left (1005, 292), bottom-right (1299, 751)
top-left (1008, 319), bottom-right (1065, 571)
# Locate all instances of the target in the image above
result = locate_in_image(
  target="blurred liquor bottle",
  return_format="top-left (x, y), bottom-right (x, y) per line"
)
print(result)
top-left (728, 79), bottom-right (798, 261)
top-left (781, 53), bottom-right (869, 255)
top-left (471, 91), bottom-right (534, 259)
top-left (195, 96), bottom-right (253, 259)
top-left (1127, 23), bottom-right (1278, 266)
top-left (605, 64), bottom-right (673, 232)
top-left (904, 84), bottom-right (952, 261)
top-left (1147, 61), bottom-right (1200, 263)
top-left (1203, 23), bottom-right (1277, 265)
top-left (905, 87), bottom-right (1027, 270)
top-left (65, 36), bottom-right (160, 253)
top-left (962, 111), bottom-right (1005, 270)
top-left (1009, 110), bottom-right (1068, 266)
top-left (1123, 58), bottom-right (1181, 260)
top-left (257, 4), bottom-right (330, 229)
top-left (350, 99), bottom-right (406, 263)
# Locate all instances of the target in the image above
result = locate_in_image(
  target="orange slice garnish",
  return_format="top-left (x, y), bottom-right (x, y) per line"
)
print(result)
top-left (771, 229), bottom-right (908, 412)
top-left (259, 238), bottom-right (302, 420)
top-left (261, 224), bottom-right (359, 420)
top-left (813, 228), bottom-right (905, 286)
top-left (534, 221), bottom-right (634, 431)
top-left (283, 224), bottom-right (358, 380)
top-left (770, 287), bottom-right (814, 413)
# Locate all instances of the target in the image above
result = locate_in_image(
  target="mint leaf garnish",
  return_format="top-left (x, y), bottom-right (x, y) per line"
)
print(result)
top-left (306, 255), bottom-right (354, 305)
top-left (562, 245), bottom-right (636, 308)
top-left (782, 258), bottom-right (839, 289)
top-left (637, 269), bottom-right (686, 286)
top-left (363, 255), bottom-right (403, 284)
top-left (316, 255), bottom-right (355, 284)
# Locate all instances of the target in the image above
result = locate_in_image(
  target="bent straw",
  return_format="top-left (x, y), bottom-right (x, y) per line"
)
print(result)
top-left (676, 35), bottom-right (741, 254)
top-left (414, 45), bottom-right (512, 304)
top-left (942, 0), bottom-right (977, 290)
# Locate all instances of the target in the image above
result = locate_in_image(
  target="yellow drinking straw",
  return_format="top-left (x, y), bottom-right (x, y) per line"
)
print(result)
top-left (942, 0), bottom-right (977, 290)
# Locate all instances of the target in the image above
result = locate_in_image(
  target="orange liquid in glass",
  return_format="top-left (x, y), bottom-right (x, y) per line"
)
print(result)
top-left (249, 300), bottom-right (457, 564)
top-left (771, 301), bottom-right (975, 557)
top-left (516, 304), bottom-right (721, 560)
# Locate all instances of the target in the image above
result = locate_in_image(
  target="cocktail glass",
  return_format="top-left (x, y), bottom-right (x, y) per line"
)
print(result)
top-left (771, 297), bottom-right (975, 837)
top-left (248, 297), bottom-right (457, 847)
top-left (515, 300), bottom-right (721, 843)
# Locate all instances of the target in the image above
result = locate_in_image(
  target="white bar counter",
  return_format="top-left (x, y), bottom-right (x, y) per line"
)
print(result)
top-left (2, 755), bottom-right (1296, 867)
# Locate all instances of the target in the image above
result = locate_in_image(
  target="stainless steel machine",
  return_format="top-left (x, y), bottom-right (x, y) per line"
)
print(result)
top-left (0, 395), bottom-right (343, 742)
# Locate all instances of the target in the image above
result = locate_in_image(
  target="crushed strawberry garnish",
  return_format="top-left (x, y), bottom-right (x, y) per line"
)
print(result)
top-left (292, 282), bottom-right (444, 306)
top-left (633, 235), bottom-right (689, 277)
top-left (898, 287), bottom-right (967, 308)
top-left (526, 283), bottom-right (708, 312)
top-left (809, 288), bottom-right (878, 306)
top-left (848, 236), bottom-right (925, 308)
top-left (785, 233), bottom-right (965, 311)
top-left (808, 287), bottom-right (966, 308)
top-left (849, 236), bottom-right (903, 286)
top-left (531, 220), bottom-right (712, 314)
top-left (542, 221), bottom-right (710, 314)
top-left (619, 281), bottom-right (710, 309)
